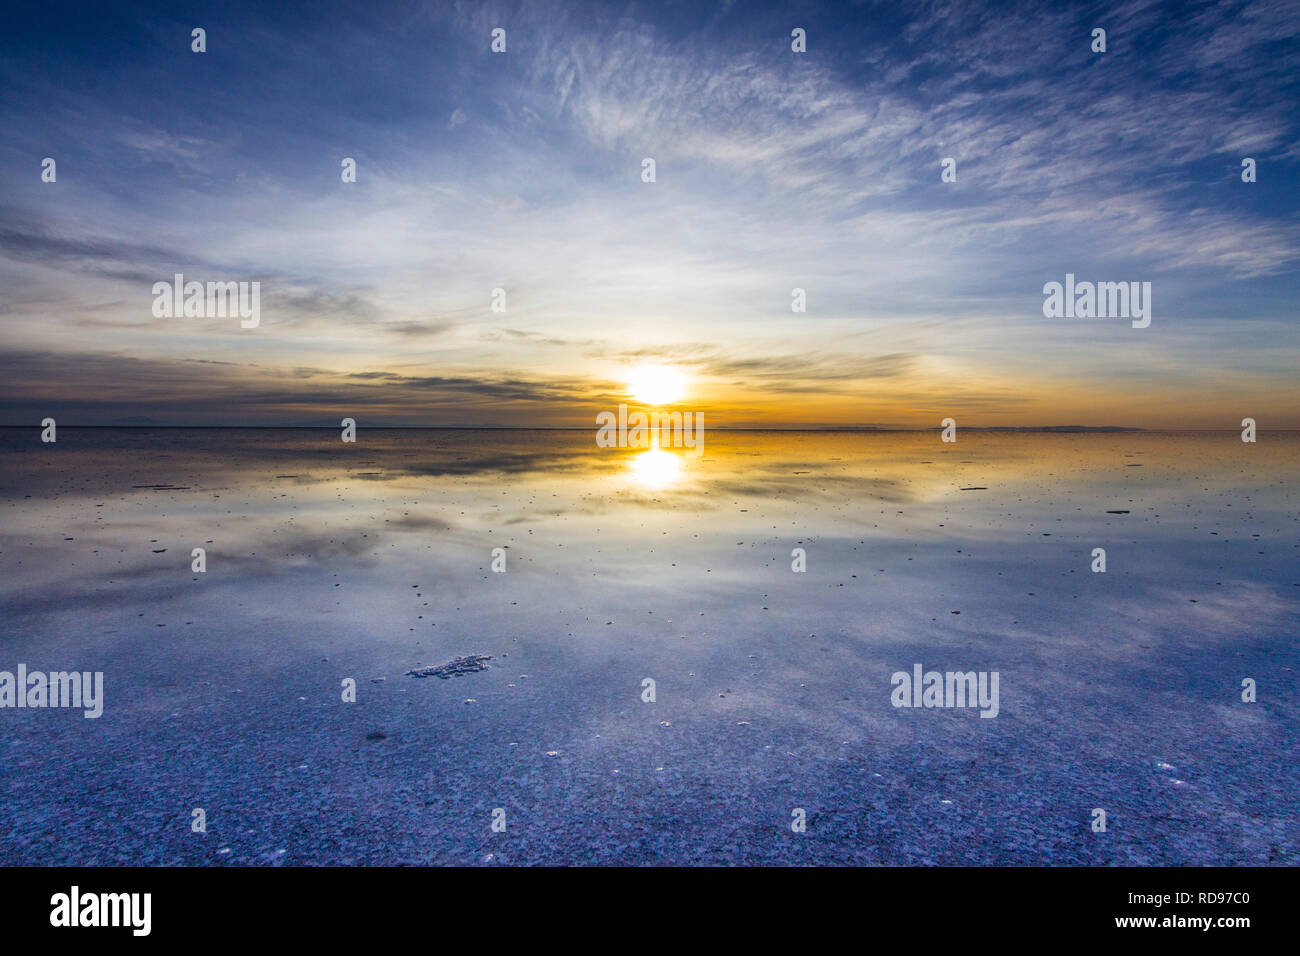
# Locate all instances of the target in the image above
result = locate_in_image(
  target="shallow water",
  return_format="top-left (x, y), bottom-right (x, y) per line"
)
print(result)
top-left (1, 428), bottom-right (1296, 864)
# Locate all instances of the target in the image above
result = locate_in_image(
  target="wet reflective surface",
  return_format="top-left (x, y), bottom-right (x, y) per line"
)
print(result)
top-left (1, 428), bottom-right (1296, 864)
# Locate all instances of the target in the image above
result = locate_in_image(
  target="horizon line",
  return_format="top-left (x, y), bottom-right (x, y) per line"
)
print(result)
top-left (7, 424), bottom-right (1298, 432)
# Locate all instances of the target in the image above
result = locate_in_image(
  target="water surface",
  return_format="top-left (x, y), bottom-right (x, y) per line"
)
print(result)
top-left (1, 428), bottom-right (1295, 864)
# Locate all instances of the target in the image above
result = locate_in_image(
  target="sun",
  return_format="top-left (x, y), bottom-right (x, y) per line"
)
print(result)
top-left (627, 365), bottom-right (686, 405)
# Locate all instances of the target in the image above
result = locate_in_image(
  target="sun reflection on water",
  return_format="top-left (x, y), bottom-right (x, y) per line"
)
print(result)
top-left (630, 448), bottom-right (683, 488)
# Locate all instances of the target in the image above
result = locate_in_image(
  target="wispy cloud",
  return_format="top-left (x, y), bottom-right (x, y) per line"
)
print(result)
top-left (0, 0), bottom-right (1296, 425)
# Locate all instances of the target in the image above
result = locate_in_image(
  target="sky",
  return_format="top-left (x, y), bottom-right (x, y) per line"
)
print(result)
top-left (1, 0), bottom-right (1298, 428)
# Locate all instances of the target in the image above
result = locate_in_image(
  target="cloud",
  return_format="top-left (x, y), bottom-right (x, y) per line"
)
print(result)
top-left (0, 0), bottom-right (1296, 426)
top-left (0, 349), bottom-right (607, 425)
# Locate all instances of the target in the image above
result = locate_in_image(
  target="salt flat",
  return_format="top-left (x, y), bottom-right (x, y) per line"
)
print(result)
top-left (0, 428), bottom-right (1295, 864)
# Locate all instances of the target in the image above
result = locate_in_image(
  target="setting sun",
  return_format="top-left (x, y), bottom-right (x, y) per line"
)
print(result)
top-left (627, 365), bottom-right (686, 406)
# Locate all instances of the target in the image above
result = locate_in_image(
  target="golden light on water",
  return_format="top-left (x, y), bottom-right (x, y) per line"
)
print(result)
top-left (630, 448), bottom-right (683, 487)
top-left (627, 365), bottom-right (686, 406)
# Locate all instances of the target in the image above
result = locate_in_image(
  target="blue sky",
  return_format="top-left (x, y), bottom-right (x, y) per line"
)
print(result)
top-left (1, 0), bottom-right (1297, 426)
